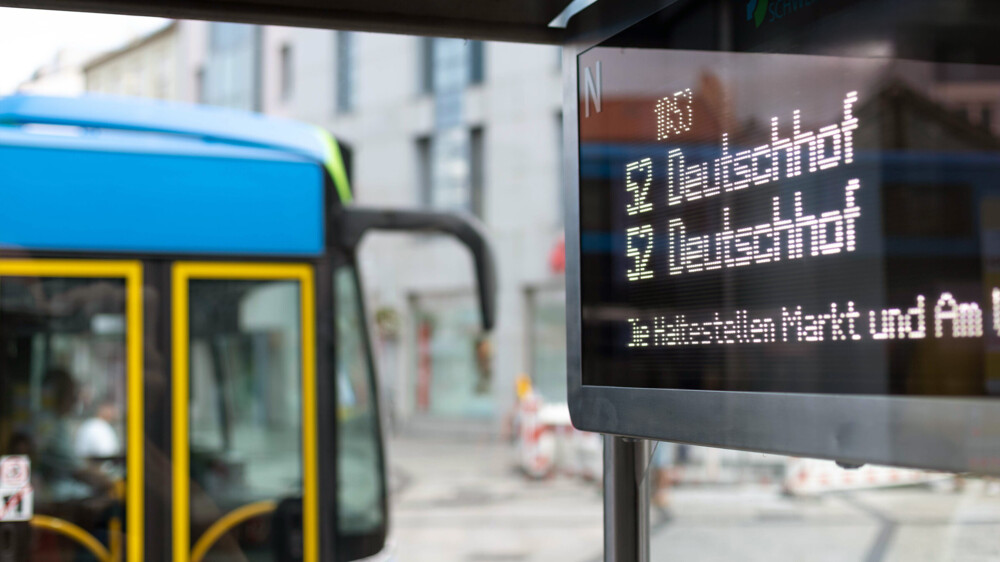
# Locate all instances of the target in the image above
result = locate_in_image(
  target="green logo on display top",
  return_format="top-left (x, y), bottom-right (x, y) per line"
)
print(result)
top-left (746, 0), bottom-right (769, 27)
top-left (747, 0), bottom-right (820, 28)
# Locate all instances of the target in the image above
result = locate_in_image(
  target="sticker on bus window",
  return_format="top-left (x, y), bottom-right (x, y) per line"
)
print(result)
top-left (0, 456), bottom-right (33, 522)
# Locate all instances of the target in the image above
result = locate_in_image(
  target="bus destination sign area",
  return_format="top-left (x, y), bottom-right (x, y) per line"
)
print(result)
top-left (578, 48), bottom-right (1000, 397)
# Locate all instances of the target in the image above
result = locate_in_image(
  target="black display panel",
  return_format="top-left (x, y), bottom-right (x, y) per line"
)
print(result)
top-left (578, 4), bottom-right (1000, 396)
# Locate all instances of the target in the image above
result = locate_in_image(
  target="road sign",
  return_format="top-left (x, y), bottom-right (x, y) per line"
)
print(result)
top-left (564, 0), bottom-right (1000, 474)
top-left (0, 456), bottom-right (33, 522)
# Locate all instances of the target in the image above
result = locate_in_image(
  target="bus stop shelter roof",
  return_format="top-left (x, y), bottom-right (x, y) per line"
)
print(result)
top-left (1, 0), bottom-right (578, 43)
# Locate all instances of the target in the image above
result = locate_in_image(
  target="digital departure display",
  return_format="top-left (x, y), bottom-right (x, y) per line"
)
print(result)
top-left (578, 47), bottom-right (1000, 395)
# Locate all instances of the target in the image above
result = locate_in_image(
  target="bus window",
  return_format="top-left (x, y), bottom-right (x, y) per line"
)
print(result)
top-left (0, 274), bottom-right (129, 560)
top-left (334, 265), bottom-right (386, 559)
top-left (186, 278), bottom-right (303, 561)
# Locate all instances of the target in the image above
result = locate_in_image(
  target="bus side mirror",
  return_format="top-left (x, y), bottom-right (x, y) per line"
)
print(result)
top-left (338, 207), bottom-right (498, 331)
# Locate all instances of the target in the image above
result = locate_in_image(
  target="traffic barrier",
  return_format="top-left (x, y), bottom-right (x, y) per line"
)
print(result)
top-left (515, 393), bottom-right (601, 480)
top-left (517, 393), bottom-right (555, 479)
top-left (784, 458), bottom-right (948, 495)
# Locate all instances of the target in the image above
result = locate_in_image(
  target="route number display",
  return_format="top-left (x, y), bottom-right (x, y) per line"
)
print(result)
top-left (578, 47), bottom-right (1000, 397)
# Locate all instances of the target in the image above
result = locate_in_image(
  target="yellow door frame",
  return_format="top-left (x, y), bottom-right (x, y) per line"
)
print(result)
top-left (171, 262), bottom-right (317, 562)
top-left (0, 259), bottom-right (143, 562)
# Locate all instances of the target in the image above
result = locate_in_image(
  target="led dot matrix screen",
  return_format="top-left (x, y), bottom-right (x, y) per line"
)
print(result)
top-left (577, 0), bottom-right (1000, 396)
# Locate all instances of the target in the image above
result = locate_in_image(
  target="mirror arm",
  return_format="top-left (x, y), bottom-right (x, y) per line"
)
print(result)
top-left (337, 207), bottom-right (498, 331)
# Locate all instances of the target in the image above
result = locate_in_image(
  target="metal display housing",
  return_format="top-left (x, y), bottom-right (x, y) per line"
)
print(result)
top-left (562, 0), bottom-right (1000, 475)
top-left (0, 0), bottom-right (569, 43)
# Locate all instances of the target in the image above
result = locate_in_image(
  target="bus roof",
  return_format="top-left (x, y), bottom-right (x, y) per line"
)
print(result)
top-left (0, 94), bottom-right (328, 162)
top-left (0, 94), bottom-right (352, 202)
top-left (0, 95), bottom-right (329, 256)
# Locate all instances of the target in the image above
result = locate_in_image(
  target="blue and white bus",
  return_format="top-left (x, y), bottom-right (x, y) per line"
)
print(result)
top-left (0, 94), bottom-right (496, 562)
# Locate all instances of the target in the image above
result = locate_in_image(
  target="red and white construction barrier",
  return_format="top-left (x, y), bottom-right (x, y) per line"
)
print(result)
top-left (517, 393), bottom-right (556, 479)
top-left (784, 458), bottom-right (948, 496)
top-left (516, 394), bottom-right (601, 480)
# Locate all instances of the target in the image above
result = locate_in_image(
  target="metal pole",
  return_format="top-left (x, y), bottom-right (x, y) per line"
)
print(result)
top-left (604, 435), bottom-right (651, 562)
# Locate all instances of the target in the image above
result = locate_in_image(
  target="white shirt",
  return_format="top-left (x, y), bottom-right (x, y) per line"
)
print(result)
top-left (74, 417), bottom-right (120, 459)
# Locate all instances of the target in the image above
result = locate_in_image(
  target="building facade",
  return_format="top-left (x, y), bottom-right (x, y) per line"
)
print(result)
top-left (82, 21), bottom-right (567, 433)
top-left (83, 21), bottom-right (180, 100)
top-left (17, 49), bottom-right (90, 95)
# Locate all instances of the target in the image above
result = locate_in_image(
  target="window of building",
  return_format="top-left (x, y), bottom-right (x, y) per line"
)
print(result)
top-left (468, 41), bottom-right (485, 85)
top-left (416, 135), bottom-right (433, 207)
top-left (419, 37), bottom-right (434, 95)
top-left (154, 57), bottom-right (168, 99)
top-left (203, 23), bottom-right (260, 111)
top-left (280, 43), bottom-right (293, 102)
top-left (109, 70), bottom-right (121, 94)
top-left (470, 126), bottom-right (485, 218)
top-left (417, 128), bottom-right (483, 217)
top-left (336, 31), bottom-right (355, 113)
top-left (555, 111), bottom-right (564, 226)
top-left (431, 127), bottom-right (470, 211)
top-left (209, 21), bottom-right (253, 53)
top-left (195, 67), bottom-right (205, 104)
top-left (420, 38), bottom-right (481, 96)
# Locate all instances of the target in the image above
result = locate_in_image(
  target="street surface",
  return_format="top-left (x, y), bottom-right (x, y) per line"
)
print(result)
top-left (651, 483), bottom-right (1000, 561)
top-left (388, 435), bottom-right (604, 562)
top-left (388, 435), bottom-right (1000, 561)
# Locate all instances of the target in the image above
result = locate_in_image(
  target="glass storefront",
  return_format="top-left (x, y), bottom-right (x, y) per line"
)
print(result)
top-left (526, 285), bottom-right (568, 403)
top-left (411, 292), bottom-right (493, 418)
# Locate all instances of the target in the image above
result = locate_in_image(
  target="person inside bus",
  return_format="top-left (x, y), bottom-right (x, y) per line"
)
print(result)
top-left (75, 394), bottom-right (121, 473)
top-left (33, 369), bottom-right (115, 504)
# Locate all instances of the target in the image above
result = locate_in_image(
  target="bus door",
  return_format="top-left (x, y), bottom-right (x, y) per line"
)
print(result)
top-left (0, 259), bottom-right (144, 562)
top-left (171, 262), bottom-right (316, 562)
